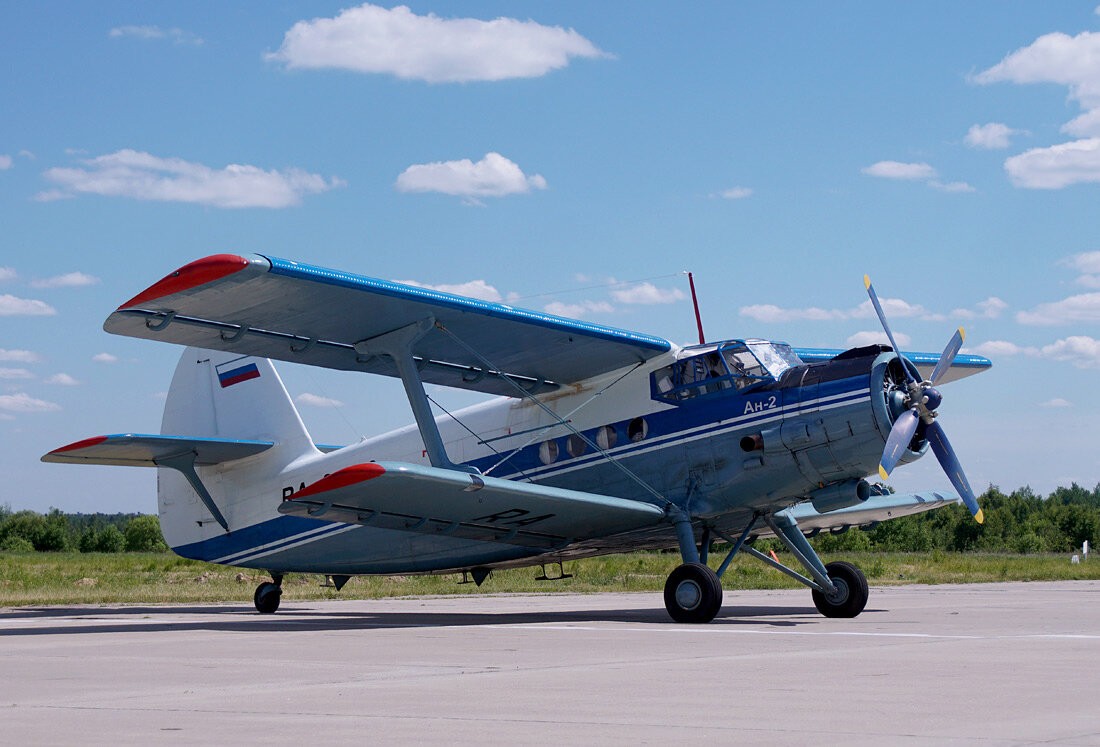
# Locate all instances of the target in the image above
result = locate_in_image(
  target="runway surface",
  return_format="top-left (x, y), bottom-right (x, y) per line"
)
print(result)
top-left (3, 581), bottom-right (1100, 745)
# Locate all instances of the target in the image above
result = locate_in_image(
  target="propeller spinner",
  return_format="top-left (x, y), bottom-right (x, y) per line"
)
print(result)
top-left (864, 275), bottom-right (984, 524)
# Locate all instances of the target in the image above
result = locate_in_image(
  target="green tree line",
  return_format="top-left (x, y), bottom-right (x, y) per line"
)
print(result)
top-left (0, 507), bottom-right (166, 553)
top-left (2, 482), bottom-right (1098, 555)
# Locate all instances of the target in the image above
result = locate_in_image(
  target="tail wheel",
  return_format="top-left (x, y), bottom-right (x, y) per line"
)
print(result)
top-left (812, 561), bottom-right (868, 618)
top-left (254, 581), bottom-right (282, 614)
top-left (664, 562), bottom-right (723, 623)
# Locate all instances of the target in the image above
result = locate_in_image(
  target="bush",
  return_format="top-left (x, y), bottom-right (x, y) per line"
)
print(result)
top-left (0, 535), bottom-right (34, 552)
top-left (124, 515), bottom-right (167, 552)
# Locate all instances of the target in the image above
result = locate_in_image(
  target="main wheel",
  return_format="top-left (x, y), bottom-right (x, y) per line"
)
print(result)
top-left (664, 562), bottom-right (723, 623)
top-left (811, 561), bottom-right (869, 618)
top-left (254, 581), bottom-right (282, 614)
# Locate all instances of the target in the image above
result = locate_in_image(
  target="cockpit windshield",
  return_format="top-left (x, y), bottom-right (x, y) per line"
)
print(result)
top-left (744, 339), bottom-right (802, 378)
top-left (650, 339), bottom-right (803, 405)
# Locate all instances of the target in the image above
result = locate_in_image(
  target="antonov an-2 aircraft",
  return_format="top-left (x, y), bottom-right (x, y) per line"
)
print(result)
top-left (43, 255), bottom-right (991, 622)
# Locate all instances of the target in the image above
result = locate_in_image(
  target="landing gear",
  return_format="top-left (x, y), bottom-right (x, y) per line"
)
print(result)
top-left (254, 576), bottom-right (282, 614)
top-left (811, 561), bottom-right (869, 618)
top-left (664, 562), bottom-right (723, 623)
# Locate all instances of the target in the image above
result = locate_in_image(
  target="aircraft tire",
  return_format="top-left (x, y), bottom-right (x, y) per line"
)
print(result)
top-left (811, 561), bottom-right (868, 618)
top-left (254, 582), bottom-right (282, 614)
top-left (664, 562), bottom-right (723, 623)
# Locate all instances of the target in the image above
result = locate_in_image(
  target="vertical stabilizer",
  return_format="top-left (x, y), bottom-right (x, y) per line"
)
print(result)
top-left (162, 347), bottom-right (316, 463)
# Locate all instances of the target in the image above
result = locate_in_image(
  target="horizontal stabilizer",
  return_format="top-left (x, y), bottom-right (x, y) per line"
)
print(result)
top-left (782, 490), bottom-right (960, 535)
top-left (278, 461), bottom-right (666, 550)
top-left (104, 254), bottom-right (673, 397)
top-left (42, 434), bottom-right (273, 467)
top-left (793, 347), bottom-right (991, 384)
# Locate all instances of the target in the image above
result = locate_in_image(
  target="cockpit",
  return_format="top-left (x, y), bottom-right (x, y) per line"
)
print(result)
top-left (651, 339), bottom-right (803, 404)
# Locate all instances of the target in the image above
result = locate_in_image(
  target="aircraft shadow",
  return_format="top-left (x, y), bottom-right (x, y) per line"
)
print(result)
top-left (0, 600), bottom-right (852, 637)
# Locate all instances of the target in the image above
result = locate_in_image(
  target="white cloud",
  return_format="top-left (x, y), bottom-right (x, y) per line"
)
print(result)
top-left (929, 180), bottom-right (976, 193)
top-left (610, 282), bottom-right (685, 305)
top-left (0, 368), bottom-right (34, 380)
top-left (0, 154), bottom-right (12, 170)
top-left (1077, 275), bottom-right (1100, 289)
top-left (0, 392), bottom-right (60, 413)
top-left (92, 353), bottom-right (119, 364)
top-left (544, 300), bottom-right (614, 318)
top-left (0, 267), bottom-right (16, 282)
top-left (0, 349), bottom-right (42, 363)
top-left (974, 30), bottom-right (1100, 137)
top-left (296, 393), bottom-right (344, 408)
top-left (846, 330), bottom-right (911, 348)
top-left (1041, 336), bottom-right (1100, 368)
top-left (30, 271), bottom-right (100, 289)
top-left (719, 187), bottom-right (753, 200)
top-left (969, 340), bottom-right (1039, 357)
top-left (1039, 398), bottom-right (1073, 407)
top-left (400, 279), bottom-right (502, 302)
top-left (861, 161), bottom-right (937, 180)
top-left (44, 373), bottom-right (81, 386)
top-left (18, 150), bottom-right (34, 160)
top-left (1004, 138), bottom-right (1100, 189)
top-left (267, 3), bottom-right (606, 83)
top-left (40, 150), bottom-right (343, 208)
top-left (395, 152), bottom-right (546, 202)
top-left (109, 25), bottom-right (202, 45)
top-left (953, 296), bottom-right (1008, 320)
top-left (740, 296), bottom-right (927, 323)
top-left (1017, 292), bottom-right (1100, 325)
top-left (964, 123), bottom-right (1015, 149)
top-left (0, 294), bottom-right (56, 316)
top-left (1060, 251), bottom-right (1100, 274)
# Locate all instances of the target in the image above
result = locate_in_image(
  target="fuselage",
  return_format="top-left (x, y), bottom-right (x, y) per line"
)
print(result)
top-left (161, 343), bottom-right (913, 575)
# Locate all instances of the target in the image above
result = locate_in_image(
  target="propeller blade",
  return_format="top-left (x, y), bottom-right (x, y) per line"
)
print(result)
top-left (879, 408), bottom-right (920, 480)
top-left (925, 420), bottom-right (984, 523)
top-left (864, 275), bottom-right (916, 384)
top-left (929, 327), bottom-right (965, 386)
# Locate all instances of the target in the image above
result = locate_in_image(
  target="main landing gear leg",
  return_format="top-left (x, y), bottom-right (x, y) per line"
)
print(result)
top-left (761, 512), bottom-right (868, 618)
top-left (663, 510), bottom-right (723, 623)
top-left (254, 573), bottom-right (283, 614)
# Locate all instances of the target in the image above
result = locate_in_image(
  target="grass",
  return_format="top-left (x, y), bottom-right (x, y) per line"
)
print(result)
top-left (2, 549), bottom-right (1099, 607)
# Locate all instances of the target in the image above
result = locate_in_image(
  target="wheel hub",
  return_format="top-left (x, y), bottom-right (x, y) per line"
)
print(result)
top-left (675, 579), bottom-right (702, 610)
top-left (825, 577), bottom-right (850, 605)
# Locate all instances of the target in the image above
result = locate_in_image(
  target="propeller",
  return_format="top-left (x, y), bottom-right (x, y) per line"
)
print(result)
top-left (865, 275), bottom-right (983, 524)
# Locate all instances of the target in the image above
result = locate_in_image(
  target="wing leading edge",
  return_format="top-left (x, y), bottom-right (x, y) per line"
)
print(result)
top-left (104, 254), bottom-right (673, 397)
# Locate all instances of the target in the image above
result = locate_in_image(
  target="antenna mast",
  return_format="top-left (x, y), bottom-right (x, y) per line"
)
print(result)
top-left (688, 271), bottom-right (705, 345)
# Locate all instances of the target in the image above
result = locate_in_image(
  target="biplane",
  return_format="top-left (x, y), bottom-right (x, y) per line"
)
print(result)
top-left (43, 254), bottom-right (990, 622)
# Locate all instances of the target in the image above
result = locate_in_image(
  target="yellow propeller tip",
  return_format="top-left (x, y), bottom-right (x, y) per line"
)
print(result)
top-left (959, 327), bottom-right (966, 342)
top-left (864, 275), bottom-right (871, 289)
top-left (975, 509), bottom-right (985, 524)
top-left (878, 465), bottom-right (890, 481)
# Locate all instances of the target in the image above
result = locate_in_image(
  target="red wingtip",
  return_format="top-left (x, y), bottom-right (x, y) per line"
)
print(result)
top-left (118, 254), bottom-right (251, 309)
top-left (292, 463), bottom-right (386, 500)
top-left (52, 436), bottom-right (108, 454)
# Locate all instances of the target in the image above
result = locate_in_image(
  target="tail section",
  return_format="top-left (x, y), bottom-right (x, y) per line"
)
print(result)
top-left (158, 347), bottom-right (320, 549)
top-left (162, 347), bottom-right (315, 460)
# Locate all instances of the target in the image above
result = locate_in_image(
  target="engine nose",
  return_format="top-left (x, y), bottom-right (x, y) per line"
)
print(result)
top-left (870, 351), bottom-right (928, 461)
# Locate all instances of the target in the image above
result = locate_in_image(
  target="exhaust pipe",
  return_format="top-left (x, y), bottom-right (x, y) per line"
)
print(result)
top-left (810, 479), bottom-right (871, 514)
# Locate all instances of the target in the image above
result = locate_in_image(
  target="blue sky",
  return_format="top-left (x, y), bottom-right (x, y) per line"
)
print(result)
top-left (3, 2), bottom-right (1100, 513)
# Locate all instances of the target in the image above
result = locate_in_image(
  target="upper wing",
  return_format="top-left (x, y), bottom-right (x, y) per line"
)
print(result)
top-left (104, 254), bottom-right (672, 397)
top-left (277, 460), bottom-right (666, 550)
top-left (793, 347), bottom-right (991, 383)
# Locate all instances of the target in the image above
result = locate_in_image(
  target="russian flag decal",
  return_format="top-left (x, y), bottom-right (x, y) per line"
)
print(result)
top-left (216, 359), bottom-right (261, 388)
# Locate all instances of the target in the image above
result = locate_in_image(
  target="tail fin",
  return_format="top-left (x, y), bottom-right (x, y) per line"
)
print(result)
top-left (162, 347), bottom-right (317, 468)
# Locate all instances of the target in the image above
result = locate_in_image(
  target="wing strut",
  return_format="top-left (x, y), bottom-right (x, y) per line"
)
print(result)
top-left (353, 317), bottom-right (477, 474)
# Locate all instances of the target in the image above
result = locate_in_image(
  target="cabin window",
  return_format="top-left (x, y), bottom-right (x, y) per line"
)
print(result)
top-left (627, 417), bottom-right (648, 442)
top-left (566, 434), bottom-right (587, 458)
top-left (596, 425), bottom-right (618, 450)
top-left (539, 440), bottom-right (559, 465)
